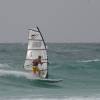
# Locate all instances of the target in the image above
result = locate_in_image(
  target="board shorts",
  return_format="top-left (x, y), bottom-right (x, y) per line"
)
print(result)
top-left (32, 66), bottom-right (40, 73)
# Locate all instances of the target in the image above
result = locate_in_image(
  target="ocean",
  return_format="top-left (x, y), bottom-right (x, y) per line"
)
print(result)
top-left (0, 43), bottom-right (100, 100)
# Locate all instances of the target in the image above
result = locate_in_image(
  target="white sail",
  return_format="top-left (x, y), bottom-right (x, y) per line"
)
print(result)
top-left (24, 26), bottom-right (48, 78)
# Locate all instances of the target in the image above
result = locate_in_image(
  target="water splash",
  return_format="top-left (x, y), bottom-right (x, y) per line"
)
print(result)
top-left (0, 63), bottom-right (10, 68)
top-left (77, 59), bottom-right (100, 63)
top-left (1, 96), bottom-right (100, 100)
top-left (0, 69), bottom-right (33, 79)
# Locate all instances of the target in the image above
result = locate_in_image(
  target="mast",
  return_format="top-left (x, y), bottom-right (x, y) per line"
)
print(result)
top-left (36, 26), bottom-right (48, 78)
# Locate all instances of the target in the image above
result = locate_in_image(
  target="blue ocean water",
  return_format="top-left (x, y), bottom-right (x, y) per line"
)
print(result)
top-left (0, 43), bottom-right (100, 100)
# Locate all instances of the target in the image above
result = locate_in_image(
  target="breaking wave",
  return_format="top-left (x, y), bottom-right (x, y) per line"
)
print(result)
top-left (78, 59), bottom-right (100, 63)
top-left (0, 63), bottom-right (10, 68)
top-left (0, 69), bottom-right (34, 80)
top-left (0, 96), bottom-right (100, 100)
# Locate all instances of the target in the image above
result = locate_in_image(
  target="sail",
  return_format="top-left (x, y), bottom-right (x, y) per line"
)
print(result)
top-left (24, 26), bottom-right (48, 78)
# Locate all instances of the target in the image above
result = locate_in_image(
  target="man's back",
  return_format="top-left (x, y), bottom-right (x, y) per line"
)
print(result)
top-left (32, 58), bottom-right (42, 66)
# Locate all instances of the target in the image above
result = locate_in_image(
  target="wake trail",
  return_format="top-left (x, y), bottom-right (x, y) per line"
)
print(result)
top-left (0, 69), bottom-right (34, 80)
top-left (0, 63), bottom-right (11, 68)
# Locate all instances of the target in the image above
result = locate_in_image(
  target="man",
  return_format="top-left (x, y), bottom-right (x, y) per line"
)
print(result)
top-left (32, 56), bottom-right (43, 76)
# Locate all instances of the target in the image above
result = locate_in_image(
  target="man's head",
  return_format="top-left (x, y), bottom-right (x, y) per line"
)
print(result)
top-left (38, 56), bottom-right (41, 59)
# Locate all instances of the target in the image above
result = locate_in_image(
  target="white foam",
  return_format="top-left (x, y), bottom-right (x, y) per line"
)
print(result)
top-left (78, 59), bottom-right (100, 63)
top-left (0, 69), bottom-right (34, 79)
top-left (0, 63), bottom-right (10, 68)
top-left (1, 96), bottom-right (100, 100)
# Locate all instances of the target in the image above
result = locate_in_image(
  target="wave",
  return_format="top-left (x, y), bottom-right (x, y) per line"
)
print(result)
top-left (0, 96), bottom-right (100, 100)
top-left (78, 59), bottom-right (100, 63)
top-left (0, 69), bottom-right (34, 80)
top-left (0, 63), bottom-right (11, 68)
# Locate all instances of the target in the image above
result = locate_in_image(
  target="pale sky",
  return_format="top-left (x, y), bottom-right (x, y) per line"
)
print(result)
top-left (0, 0), bottom-right (100, 43)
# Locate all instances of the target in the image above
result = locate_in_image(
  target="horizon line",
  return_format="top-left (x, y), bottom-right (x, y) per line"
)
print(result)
top-left (0, 41), bottom-right (100, 44)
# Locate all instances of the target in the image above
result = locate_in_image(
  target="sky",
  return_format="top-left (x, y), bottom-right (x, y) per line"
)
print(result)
top-left (0, 0), bottom-right (100, 43)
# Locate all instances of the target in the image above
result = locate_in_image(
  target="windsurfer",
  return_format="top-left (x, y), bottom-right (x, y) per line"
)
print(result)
top-left (32, 56), bottom-right (43, 76)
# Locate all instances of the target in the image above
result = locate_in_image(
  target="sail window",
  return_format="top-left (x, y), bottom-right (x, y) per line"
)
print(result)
top-left (31, 34), bottom-right (36, 39)
top-left (31, 34), bottom-right (39, 39)
top-left (32, 41), bottom-right (41, 47)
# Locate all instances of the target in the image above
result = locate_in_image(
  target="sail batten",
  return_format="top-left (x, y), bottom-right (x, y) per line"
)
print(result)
top-left (27, 49), bottom-right (47, 50)
top-left (24, 26), bottom-right (48, 78)
top-left (28, 39), bottom-right (43, 41)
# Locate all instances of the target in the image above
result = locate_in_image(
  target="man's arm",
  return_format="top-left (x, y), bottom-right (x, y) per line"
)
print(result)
top-left (39, 60), bottom-right (43, 65)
